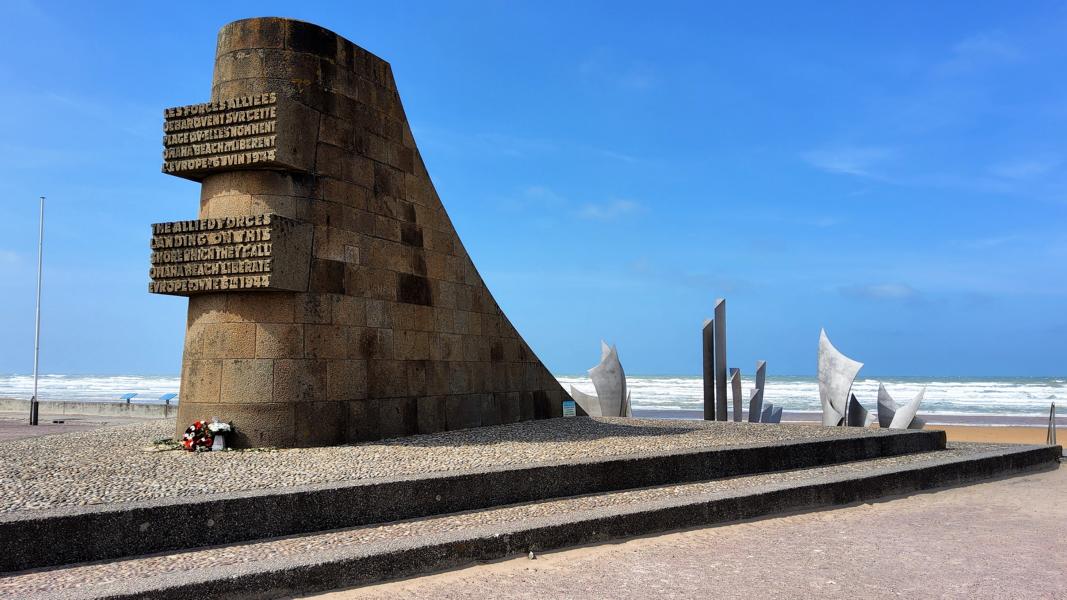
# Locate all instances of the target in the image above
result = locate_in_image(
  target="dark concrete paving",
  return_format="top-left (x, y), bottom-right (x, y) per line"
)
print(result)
top-left (322, 464), bottom-right (1067, 600)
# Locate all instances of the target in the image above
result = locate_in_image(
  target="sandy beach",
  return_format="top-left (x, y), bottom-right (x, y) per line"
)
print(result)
top-left (930, 424), bottom-right (1054, 445)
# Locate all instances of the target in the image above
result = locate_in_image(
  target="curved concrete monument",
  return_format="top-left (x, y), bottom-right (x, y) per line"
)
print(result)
top-left (153, 18), bottom-right (569, 447)
top-left (877, 383), bottom-right (926, 430)
top-left (817, 329), bottom-right (863, 426)
top-left (571, 341), bottom-right (631, 417)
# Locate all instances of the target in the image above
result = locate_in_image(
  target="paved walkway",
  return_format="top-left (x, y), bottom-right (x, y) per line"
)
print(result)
top-left (313, 464), bottom-right (1066, 600)
top-left (0, 414), bottom-right (149, 442)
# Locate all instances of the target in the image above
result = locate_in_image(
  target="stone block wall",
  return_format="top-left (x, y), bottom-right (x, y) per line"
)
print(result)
top-left (168, 17), bottom-right (568, 447)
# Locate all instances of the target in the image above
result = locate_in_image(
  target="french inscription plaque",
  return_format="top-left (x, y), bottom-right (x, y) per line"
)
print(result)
top-left (162, 93), bottom-right (315, 180)
top-left (149, 213), bottom-right (312, 295)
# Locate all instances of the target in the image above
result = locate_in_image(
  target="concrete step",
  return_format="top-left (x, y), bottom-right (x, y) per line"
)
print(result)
top-left (2, 442), bottom-right (1058, 600)
top-left (0, 425), bottom-right (944, 573)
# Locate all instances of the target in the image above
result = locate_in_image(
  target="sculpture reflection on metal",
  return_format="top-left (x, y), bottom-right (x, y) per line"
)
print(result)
top-left (876, 383), bottom-right (926, 430)
top-left (846, 393), bottom-right (869, 427)
top-left (571, 341), bottom-right (632, 418)
top-left (817, 329), bottom-right (863, 427)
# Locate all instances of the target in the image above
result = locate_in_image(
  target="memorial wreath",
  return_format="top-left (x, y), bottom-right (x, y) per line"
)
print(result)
top-left (181, 420), bottom-right (214, 452)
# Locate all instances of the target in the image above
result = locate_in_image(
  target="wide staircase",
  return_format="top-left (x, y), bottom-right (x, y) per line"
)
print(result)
top-left (0, 419), bottom-right (1059, 599)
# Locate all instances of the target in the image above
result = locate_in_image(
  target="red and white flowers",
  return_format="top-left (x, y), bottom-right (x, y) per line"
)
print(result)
top-left (181, 420), bottom-right (213, 452)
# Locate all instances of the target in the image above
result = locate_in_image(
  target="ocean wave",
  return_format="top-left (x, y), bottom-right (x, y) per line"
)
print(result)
top-left (0, 374), bottom-right (1060, 417)
top-left (557, 375), bottom-right (1063, 416)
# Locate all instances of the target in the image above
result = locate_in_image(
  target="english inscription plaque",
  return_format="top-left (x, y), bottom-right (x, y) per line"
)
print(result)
top-left (149, 213), bottom-right (312, 295)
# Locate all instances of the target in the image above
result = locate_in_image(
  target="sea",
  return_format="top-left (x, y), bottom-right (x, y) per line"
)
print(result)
top-left (0, 374), bottom-right (1063, 426)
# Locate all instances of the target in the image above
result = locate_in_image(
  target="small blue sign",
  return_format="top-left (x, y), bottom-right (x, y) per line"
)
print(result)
top-left (562, 400), bottom-right (576, 417)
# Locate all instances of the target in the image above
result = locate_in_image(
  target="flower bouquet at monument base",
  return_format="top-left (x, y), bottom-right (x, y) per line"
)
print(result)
top-left (180, 418), bottom-right (233, 452)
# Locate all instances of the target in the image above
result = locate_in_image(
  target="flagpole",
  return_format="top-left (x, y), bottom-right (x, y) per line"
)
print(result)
top-left (30, 196), bottom-right (44, 426)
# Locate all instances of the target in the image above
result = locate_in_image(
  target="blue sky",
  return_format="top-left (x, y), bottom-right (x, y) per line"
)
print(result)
top-left (1, 1), bottom-right (1065, 376)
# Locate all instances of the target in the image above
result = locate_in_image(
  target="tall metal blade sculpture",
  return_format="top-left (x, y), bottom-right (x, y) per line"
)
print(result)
top-left (817, 329), bottom-right (863, 426)
top-left (570, 341), bottom-right (630, 418)
top-left (760, 403), bottom-right (775, 423)
top-left (730, 368), bottom-right (743, 422)
top-left (748, 388), bottom-right (762, 423)
top-left (702, 319), bottom-right (715, 421)
top-left (1048, 403), bottom-right (1057, 446)
top-left (570, 386), bottom-right (602, 417)
top-left (751, 360), bottom-right (766, 423)
top-left (767, 405), bottom-right (783, 424)
top-left (846, 393), bottom-right (868, 427)
top-left (876, 383), bottom-right (896, 428)
top-left (877, 383), bottom-right (926, 430)
top-left (714, 299), bottom-right (728, 421)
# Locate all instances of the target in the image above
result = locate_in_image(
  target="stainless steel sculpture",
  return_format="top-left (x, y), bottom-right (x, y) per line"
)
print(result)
top-left (817, 329), bottom-right (863, 426)
top-left (569, 386), bottom-right (601, 417)
top-left (571, 341), bottom-right (631, 418)
top-left (876, 383), bottom-right (926, 429)
top-left (714, 299), bottom-right (728, 421)
top-left (767, 405), bottom-right (783, 423)
top-left (760, 403), bottom-right (774, 423)
top-left (730, 368), bottom-right (743, 422)
top-left (1048, 403), bottom-right (1057, 446)
top-left (846, 393), bottom-right (868, 427)
top-left (889, 387), bottom-right (925, 429)
top-left (702, 319), bottom-right (715, 421)
top-left (748, 388), bottom-right (762, 423)
top-left (751, 360), bottom-right (766, 423)
top-left (746, 388), bottom-right (763, 420)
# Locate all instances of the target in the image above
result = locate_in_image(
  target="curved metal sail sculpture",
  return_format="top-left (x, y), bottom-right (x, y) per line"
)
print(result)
top-left (817, 329), bottom-right (864, 426)
top-left (571, 341), bottom-right (632, 418)
top-left (877, 383), bottom-right (927, 429)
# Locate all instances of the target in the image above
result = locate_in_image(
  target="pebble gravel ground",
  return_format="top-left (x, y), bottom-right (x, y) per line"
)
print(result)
top-left (0, 417), bottom-right (897, 514)
top-left (0, 443), bottom-right (1014, 598)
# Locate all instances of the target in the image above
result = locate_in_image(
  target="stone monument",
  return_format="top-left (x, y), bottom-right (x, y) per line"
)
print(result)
top-left (152, 18), bottom-right (569, 447)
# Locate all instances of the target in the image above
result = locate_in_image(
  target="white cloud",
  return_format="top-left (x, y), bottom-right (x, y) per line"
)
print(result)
top-left (578, 199), bottom-right (642, 220)
top-left (0, 250), bottom-right (19, 264)
top-left (838, 283), bottom-right (919, 301)
top-left (801, 146), bottom-right (896, 178)
top-left (989, 158), bottom-right (1059, 180)
top-left (958, 234), bottom-right (1021, 249)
